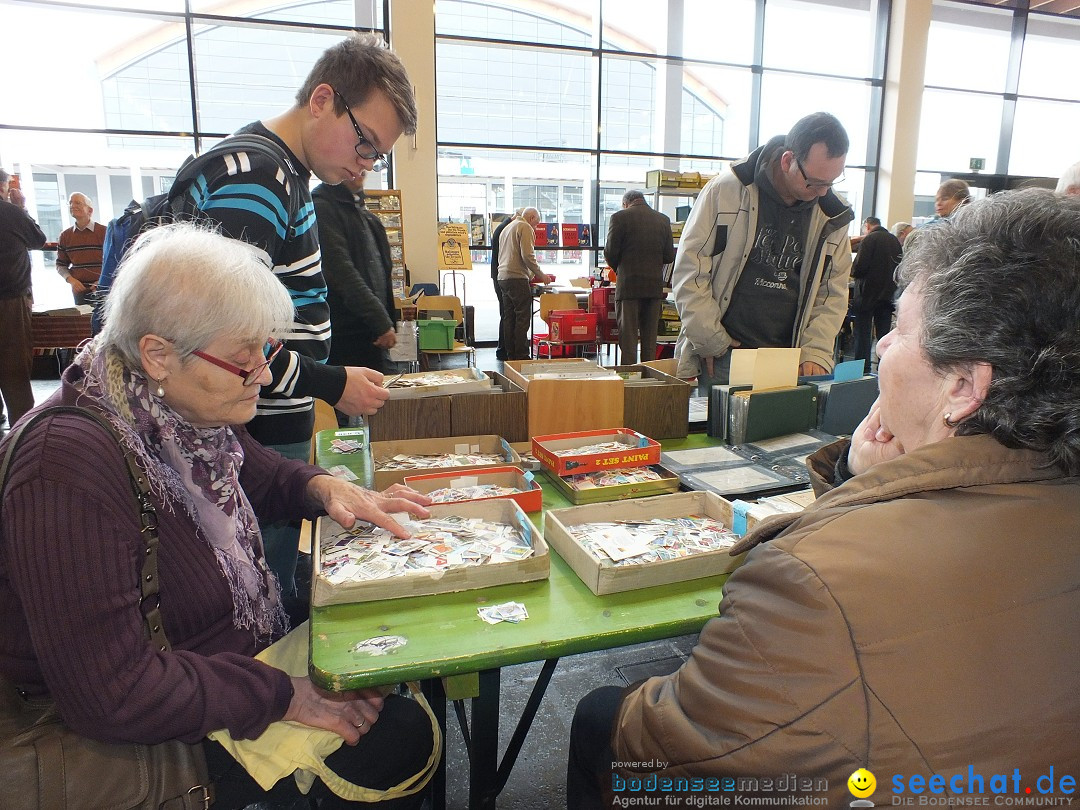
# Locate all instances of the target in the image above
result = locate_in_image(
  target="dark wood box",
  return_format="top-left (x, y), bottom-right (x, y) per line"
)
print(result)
top-left (609, 365), bottom-right (693, 439)
top-left (450, 372), bottom-right (529, 443)
top-left (367, 395), bottom-right (451, 442)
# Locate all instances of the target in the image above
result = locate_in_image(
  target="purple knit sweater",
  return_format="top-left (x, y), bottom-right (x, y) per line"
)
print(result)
top-left (0, 378), bottom-right (327, 744)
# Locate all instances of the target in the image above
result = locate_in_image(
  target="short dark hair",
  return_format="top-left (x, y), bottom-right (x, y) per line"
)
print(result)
top-left (899, 188), bottom-right (1080, 474)
top-left (865, 216), bottom-right (881, 227)
top-left (786, 112), bottom-right (849, 162)
top-left (622, 190), bottom-right (646, 206)
top-left (295, 34), bottom-right (418, 135)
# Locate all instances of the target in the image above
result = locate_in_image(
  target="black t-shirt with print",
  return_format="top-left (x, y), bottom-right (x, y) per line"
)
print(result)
top-left (721, 166), bottom-right (814, 348)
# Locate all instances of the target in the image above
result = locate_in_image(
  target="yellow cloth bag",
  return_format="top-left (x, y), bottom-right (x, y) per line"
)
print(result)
top-left (208, 622), bottom-right (441, 801)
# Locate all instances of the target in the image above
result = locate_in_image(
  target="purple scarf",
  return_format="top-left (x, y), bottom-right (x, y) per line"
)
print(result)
top-left (72, 343), bottom-right (287, 640)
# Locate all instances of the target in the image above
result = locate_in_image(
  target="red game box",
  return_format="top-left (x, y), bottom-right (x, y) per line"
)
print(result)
top-left (531, 428), bottom-right (661, 476)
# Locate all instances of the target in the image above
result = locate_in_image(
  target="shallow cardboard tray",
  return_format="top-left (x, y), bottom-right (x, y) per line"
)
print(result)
top-left (545, 464), bottom-right (680, 505)
top-left (369, 434), bottom-right (519, 489)
top-left (404, 466), bottom-right (543, 513)
top-left (313, 498), bottom-right (548, 606)
top-left (544, 490), bottom-right (745, 595)
top-left (385, 367), bottom-right (491, 399)
top-left (531, 428), bottom-right (661, 477)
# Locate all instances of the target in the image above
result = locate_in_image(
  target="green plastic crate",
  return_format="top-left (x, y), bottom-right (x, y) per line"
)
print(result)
top-left (417, 319), bottom-right (457, 350)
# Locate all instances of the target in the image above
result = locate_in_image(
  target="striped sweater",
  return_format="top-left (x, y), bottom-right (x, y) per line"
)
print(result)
top-left (177, 122), bottom-right (346, 445)
top-left (55, 222), bottom-right (106, 285)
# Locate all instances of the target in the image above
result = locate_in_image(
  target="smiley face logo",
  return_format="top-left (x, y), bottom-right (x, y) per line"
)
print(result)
top-left (848, 768), bottom-right (877, 798)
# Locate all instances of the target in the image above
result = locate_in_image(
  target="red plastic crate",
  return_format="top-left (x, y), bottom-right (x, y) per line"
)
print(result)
top-left (533, 333), bottom-right (574, 357)
top-left (548, 310), bottom-right (598, 343)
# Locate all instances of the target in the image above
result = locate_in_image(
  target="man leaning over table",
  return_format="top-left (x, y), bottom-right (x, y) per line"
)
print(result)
top-left (55, 192), bottom-right (107, 306)
top-left (497, 206), bottom-right (555, 361)
top-left (671, 111), bottom-right (853, 390)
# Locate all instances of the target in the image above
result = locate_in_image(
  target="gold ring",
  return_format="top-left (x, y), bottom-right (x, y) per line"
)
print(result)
top-left (356, 718), bottom-right (366, 728)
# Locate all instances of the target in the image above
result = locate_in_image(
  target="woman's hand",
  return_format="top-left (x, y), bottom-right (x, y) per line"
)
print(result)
top-left (847, 399), bottom-right (904, 475)
top-left (306, 475), bottom-right (431, 539)
top-left (284, 677), bottom-right (385, 745)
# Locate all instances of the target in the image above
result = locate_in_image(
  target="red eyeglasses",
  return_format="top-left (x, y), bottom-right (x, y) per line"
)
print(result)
top-left (192, 339), bottom-right (284, 386)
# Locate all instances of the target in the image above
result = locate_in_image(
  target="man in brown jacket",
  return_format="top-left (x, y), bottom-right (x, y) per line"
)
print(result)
top-left (603, 190), bottom-right (675, 364)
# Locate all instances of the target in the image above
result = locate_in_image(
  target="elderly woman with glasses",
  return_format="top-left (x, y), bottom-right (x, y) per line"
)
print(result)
top-left (567, 189), bottom-right (1080, 807)
top-left (0, 223), bottom-right (435, 808)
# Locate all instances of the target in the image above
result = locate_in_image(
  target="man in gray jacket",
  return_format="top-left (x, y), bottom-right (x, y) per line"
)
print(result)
top-left (672, 112), bottom-right (853, 387)
top-left (497, 207), bottom-right (554, 360)
top-left (604, 190), bottom-right (675, 364)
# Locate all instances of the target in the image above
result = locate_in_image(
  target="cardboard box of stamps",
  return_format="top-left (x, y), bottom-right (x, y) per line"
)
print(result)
top-left (546, 464), bottom-right (680, 505)
top-left (370, 434), bottom-right (520, 489)
top-left (609, 365), bottom-right (694, 439)
top-left (403, 465), bottom-right (543, 513)
top-left (502, 359), bottom-right (624, 437)
top-left (544, 490), bottom-right (746, 595)
top-left (313, 498), bottom-right (549, 606)
top-left (531, 428), bottom-right (661, 477)
top-left (385, 367), bottom-right (491, 400)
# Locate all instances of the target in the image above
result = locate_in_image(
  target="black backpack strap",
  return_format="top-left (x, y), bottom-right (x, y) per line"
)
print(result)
top-left (167, 133), bottom-right (301, 220)
top-left (0, 407), bottom-right (171, 651)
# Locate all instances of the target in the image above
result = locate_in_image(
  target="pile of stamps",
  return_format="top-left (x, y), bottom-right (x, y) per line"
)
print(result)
top-left (321, 515), bottom-right (534, 583)
top-left (374, 451), bottom-right (507, 473)
top-left (426, 483), bottom-right (524, 503)
top-left (386, 372), bottom-right (469, 390)
top-left (564, 466), bottom-right (664, 492)
top-left (566, 515), bottom-right (737, 566)
top-left (550, 440), bottom-right (632, 458)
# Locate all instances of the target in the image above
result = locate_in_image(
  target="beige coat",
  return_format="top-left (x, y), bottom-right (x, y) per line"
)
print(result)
top-left (613, 434), bottom-right (1080, 805)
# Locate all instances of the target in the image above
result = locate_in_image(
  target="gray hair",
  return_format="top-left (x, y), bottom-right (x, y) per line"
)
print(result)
top-left (296, 33), bottom-right (418, 136)
top-left (69, 192), bottom-right (92, 206)
top-left (100, 222), bottom-right (295, 369)
top-left (898, 188), bottom-right (1080, 474)
top-left (622, 189), bottom-right (646, 206)
top-left (1056, 160), bottom-right (1080, 194)
top-left (890, 221), bottom-right (912, 238)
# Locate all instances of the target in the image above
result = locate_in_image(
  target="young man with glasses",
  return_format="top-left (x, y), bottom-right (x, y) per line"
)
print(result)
top-left (672, 111), bottom-right (854, 388)
top-left (172, 34), bottom-right (417, 607)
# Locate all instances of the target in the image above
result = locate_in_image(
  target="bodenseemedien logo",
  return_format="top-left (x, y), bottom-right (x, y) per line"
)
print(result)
top-left (849, 768), bottom-right (877, 807)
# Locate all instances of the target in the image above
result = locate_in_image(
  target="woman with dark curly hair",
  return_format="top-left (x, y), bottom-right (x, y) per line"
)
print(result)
top-left (567, 188), bottom-right (1080, 808)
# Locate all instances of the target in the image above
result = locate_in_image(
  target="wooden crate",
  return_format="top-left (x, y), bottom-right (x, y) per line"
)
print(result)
top-left (367, 397), bottom-right (451, 442)
top-left (609, 364), bottom-right (694, 439)
top-left (450, 372), bottom-right (529, 443)
top-left (502, 359), bottom-right (624, 438)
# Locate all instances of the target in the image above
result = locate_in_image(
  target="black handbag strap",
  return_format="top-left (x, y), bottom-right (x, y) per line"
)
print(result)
top-left (0, 406), bottom-right (171, 652)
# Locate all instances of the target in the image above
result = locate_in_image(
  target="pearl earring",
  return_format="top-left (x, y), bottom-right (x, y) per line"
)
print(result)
top-left (156, 381), bottom-right (165, 397)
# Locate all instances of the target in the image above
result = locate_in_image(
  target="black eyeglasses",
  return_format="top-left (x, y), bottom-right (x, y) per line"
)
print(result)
top-left (192, 339), bottom-right (284, 386)
top-left (332, 88), bottom-right (388, 172)
top-left (794, 156), bottom-right (844, 190)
